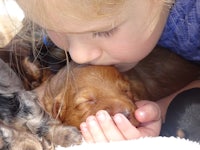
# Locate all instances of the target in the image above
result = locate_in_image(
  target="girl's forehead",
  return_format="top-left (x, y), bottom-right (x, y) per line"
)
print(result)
top-left (16, 0), bottom-right (128, 32)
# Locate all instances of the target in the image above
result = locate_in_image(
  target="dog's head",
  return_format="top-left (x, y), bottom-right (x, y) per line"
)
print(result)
top-left (40, 63), bottom-right (139, 129)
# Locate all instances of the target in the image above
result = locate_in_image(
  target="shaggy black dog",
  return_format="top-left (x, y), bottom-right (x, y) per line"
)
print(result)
top-left (160, 88), bottom-right (200, 143)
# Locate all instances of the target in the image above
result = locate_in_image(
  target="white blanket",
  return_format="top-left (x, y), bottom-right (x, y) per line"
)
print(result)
top-left (56, 136), bottom-right (200, 150)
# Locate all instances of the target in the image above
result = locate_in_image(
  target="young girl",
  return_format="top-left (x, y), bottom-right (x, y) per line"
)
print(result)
top-left (15, 0), bottom-right (200, 143)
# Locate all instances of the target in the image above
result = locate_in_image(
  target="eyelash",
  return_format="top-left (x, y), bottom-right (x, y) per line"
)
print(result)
top-left (92, 27), bottom-right (118, 38)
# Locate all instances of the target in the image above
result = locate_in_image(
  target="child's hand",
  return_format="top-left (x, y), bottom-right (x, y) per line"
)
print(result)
top-left (80, 100), bottom-right (162, 143)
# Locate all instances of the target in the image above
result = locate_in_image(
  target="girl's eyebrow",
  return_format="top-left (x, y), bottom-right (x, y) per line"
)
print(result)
top-left (78, 19), bottom-right (125, 34)
top-left (46, 19), bottom-right (124, 34)
top-left (65, 22), bottom-right (123, 35)
top-left (46, 25), bottom-right (113, 35)
top-left (65, 25), bottom-right (116, 34)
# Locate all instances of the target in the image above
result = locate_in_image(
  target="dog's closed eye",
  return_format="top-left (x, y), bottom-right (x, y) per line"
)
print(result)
top-left (75, 88), bottom-right (97, 105)
top-left (76, 97), bottom-right (96, 105)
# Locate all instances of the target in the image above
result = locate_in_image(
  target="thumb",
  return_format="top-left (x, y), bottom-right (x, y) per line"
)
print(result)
top-left (135, 100), bottom-right (161, 123)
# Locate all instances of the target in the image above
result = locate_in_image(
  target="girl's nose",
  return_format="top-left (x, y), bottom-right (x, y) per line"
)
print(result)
top-left (68, 41), bottom-right (102, 64)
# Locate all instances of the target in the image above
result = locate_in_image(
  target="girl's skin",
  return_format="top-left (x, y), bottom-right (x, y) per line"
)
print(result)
top-left (16, 0), bottom-right (200, 142)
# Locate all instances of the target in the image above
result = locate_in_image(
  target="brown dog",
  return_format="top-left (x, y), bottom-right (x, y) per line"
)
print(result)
top-left (37, 63), bottom-right (140, 128)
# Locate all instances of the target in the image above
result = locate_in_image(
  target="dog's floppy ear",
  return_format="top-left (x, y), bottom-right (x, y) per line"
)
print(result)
top-left (0, 58), bottom-right (24, 94)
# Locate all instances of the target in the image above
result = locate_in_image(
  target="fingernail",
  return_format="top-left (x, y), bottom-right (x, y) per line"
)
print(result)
top-left (80, 122), bottom-right (87, 132)
top-left (86, 116), bottom-right (97, 126)
top-left (136, 109), bottom-right (145, 121)
top-left (96, 110), bottom-right (108, 121)
top-left (137, 108), bottom-right (145, 116)
top-left (113, 114), bottom-right (123, 123)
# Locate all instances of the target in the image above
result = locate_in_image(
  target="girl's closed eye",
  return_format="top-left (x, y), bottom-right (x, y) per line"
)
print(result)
top-left (92, 27), bottom-right (118, 38)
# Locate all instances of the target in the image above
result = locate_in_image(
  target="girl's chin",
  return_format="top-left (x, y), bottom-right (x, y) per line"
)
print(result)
top-left (114, 63), bottom-right (137, 72)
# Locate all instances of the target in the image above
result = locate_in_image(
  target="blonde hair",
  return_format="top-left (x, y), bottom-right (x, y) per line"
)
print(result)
top-left (16, 0), bottom-right (125, 30)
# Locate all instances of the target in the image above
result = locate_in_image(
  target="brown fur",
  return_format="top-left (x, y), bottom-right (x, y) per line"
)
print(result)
top-left (1, 125), bottom-right (45, 150)
top-left (124, 47), bottom-right (200, 101)
top-left (0, 49), bottom-right (52, 90)
top-left (38, 63), bottom-right (139, 128)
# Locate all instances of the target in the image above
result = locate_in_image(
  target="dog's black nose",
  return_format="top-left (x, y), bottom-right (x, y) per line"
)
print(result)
top-left (119, 110), bottom-right (131, 119)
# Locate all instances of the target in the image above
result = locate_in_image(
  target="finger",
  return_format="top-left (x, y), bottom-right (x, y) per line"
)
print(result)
top-left (135, 101), bottom-right (161, 123)
top-left (80, 122), bottom-right (94, 143)
top-left (113, 113), bottom-right (141, 139)
top-left (138, 118), bottom-right (162, 137)
top-left (85, 115), bottom-right (108, 143)
top-left (95, 110), bottom-right (125, 141)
